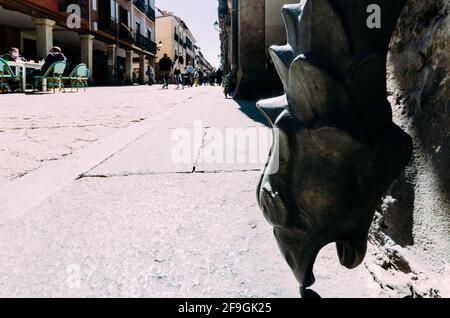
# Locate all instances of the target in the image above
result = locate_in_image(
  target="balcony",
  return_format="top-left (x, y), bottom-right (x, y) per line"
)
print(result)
top-left (133, 0), bottom-right (146, 13)
top-left (148, 40), bottom-right (157, 54)
top-left (98, 17), bottom-right (118, 34)
top-left (132, 0), bottom-right (155, 21)
top-left (135, 33), bottom-right (146, 49)
top-left (147, 7), bottom-right (155, 21)
top-left (135, 33), bottom-right (156, 54)
top-left (119, 24), bottom-right (134, 43)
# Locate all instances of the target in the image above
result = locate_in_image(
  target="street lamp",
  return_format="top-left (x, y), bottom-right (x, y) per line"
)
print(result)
top-left (157, 41), bottom-right (163, 51)
top-left (214, 20), bottom-right (220, 32)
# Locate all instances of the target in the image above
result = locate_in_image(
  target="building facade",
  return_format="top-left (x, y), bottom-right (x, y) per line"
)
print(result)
top-left (155, 9), bottom-right (197, 66)
top-left (0, 0), bottom-right (157, 85)
top-left (155, 8), bottom-right (214, 82)
top-left (194, 46), bottom-right (213, 72)
top-left (218, 0), bottom-right (297, 99)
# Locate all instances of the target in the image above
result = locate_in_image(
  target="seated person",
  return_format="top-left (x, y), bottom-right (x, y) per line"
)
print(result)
top-left (1, 47), bottom-right (27, 63)
top-left (0, 48), bottom-right (24, 92)
top-left (32, 46), bottom-right (68, 90)
top-left (33, 46), bottom-right (68, 76)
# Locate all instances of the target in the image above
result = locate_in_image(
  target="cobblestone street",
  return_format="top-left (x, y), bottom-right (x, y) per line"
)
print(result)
top-left (0, 86), bottom-right (384, 297)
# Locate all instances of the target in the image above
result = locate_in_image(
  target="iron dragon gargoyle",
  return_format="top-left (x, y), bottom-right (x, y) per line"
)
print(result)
top-left (256, 0), bottom-right (412, 294)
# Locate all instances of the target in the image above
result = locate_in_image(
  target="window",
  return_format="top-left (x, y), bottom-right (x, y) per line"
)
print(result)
top-left (186, 38), bottom-right (193, 50)
top-left (136, 21), bottom-right (141, 35)
top-left (110, 0), bottom-right (118, 21)
top-left (92, 0), bottom-right (97, 11)
top-left (147, 29), bottom-right (152, 40)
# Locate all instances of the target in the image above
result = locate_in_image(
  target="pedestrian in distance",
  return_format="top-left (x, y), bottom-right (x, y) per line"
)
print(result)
top-left (209, 69), bottom-right (216, 86)
top-left (117, 65), bottom-right (125, 85)
top-left (158, 53), bottom-right (173, 89)
top-left (146, 65), bottom-right (154, 85)
top-left (174, 55), bottom-right (186, 89)
top-left (216, 68), bottom-right (224, 86)
top-left (194, 69), bottom-right (200, 86)
top-left (186, 63), bottom-right (195, 87)
top-left (173, 56), bottom-right (180, 87)
top-left (198, 69), bottom-right (204, 86)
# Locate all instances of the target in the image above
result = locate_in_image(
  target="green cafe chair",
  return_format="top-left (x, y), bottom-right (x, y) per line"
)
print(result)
top-left (33, 60), bottom-right (67, 93)
top-left (62, 63), bottom-right (90, 92)
top-left (0, 57), bottom-right (22, 93)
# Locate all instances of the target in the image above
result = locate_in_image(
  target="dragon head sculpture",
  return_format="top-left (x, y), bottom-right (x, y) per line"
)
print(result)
top-left (257, 0), bottom-right (412, 291)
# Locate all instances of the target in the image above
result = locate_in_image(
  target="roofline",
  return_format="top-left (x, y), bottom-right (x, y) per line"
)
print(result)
top-left (156, 8), bottom-right (197, 43)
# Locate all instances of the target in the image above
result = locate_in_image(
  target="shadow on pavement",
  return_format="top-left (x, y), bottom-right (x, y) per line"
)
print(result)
top-left (300, 288), bottom-right (322, 299)
top-left (235, 99), bottom-right (271, 127)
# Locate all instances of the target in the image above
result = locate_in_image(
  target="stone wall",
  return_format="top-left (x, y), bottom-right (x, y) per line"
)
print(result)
top-left (369, 0), bottom-right (450, 297)
top-left (264, 0), bottom-right (298, 48)
top-left (234, 0), bottom-right (271, 99)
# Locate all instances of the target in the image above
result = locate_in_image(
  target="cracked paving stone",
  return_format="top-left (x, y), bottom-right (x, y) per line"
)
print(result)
top-left (0, 86), bottom-right (212, 185)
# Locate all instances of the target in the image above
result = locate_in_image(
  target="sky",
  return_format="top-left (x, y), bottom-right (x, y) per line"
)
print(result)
top-left (157, 0), bottom-right (221, 68)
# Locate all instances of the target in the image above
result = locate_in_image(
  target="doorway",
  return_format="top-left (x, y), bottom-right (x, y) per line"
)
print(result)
top-left (22, 38), bottom-right (37, 62)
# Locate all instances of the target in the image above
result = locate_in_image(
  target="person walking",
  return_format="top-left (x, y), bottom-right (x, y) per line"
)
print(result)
top-left (194, 69), bottom-right (199, 86)
top-left (117, 65), bottom-right (125, 85)
top-left (146, 65), bottom-right (154, 85)
top-left (198, 69), bottom-right (204, 86)
top-left (173, 55), bottom-right (186, 89)
top-left (158, 53), bottom-right (173, 89)
top-left (209, 69), bottom-right (216, 86)
top-left (173, 56), bottom-right (180, 87)
top-left (216, 68), bottom-right (224, 86)
top-left (186, 63), bottom-right (195, 87)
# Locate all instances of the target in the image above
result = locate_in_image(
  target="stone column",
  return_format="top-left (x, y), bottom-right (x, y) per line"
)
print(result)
top-left (139, 54), bottom-right (146, 85)
top-left (106, 44), bottom-right (117, 85)
top-left (33, 18), bottom-right (56, 59)
top-left (80, 34), bottom-right (94, 81)
top-left (148, 56), bottom-right (155, 82)
top-left (234, 0), bottom-right (270, 99)
top-left (226, 25), bottom-right (232, 74)
top-left (125, 50), bottom-right (134, 85)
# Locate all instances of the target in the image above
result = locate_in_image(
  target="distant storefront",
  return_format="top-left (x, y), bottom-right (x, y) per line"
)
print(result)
top-left (0, 0), bottom-right (157, 85)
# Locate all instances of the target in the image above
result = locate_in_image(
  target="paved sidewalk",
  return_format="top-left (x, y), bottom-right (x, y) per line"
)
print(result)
top-left (0, 86), bottom-right (211, 185)
top-left (0, 86), bottom-right (384, 297)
